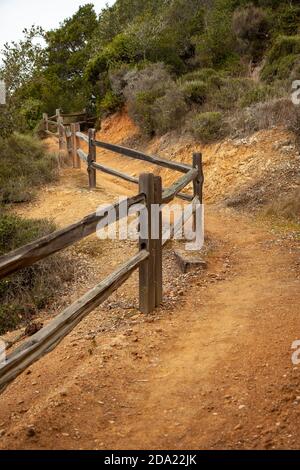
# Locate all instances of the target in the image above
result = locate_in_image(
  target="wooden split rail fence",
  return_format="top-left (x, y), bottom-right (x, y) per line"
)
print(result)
top-left (0, 113), bottom-right (204, 393)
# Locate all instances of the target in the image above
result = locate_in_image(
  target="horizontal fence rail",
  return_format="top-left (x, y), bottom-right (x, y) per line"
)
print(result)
top-left (162, 168), bottom-right (198, 204)
top-left (0, 194), bottom-right (145, 280)
top-left (77, 148), bottom-right (88, 162)
top-left (93, 140), bottom-right (192, 173)
top-left (76, 131), bottom-right (89, 144)
top-left (92, 161), bottom-right (139, 184)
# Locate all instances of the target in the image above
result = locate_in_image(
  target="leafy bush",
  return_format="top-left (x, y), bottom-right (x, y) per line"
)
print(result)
top-left (239, 83), bottom-right (274, 108)
top-left (152, 87), bottom-right (187, 134)
top-left (18, 98), bottom-right (43, 131)
top-left (129, 89), bottom-right (163, 135)
top-left (227, 98), bottom-right (300, 137)
top-left (86, 33), bottom-right (140, 82)
top-left (0, 107), bottom-right (15, 138)
top-left (181, 68), bottom-right (223, 86)
top-left (189, 111), bottom-right (224, 143)
top-left (211, 77), bottom-right (254, 111)
top-left (0, 133), bottom-right (58, 203)
top-left (272, 5), bottom-right (300, 37)
top-left (194, 0), bottom-right (236, 68)
top-left (98, 90), bottom-right (123, 116)
top-left (124, 63), bottom-right (177, 134)
top-left (0, 212), bottom-right (74, 334)
top-left (262, 35), bottom-right (300, 81)
top-left (232, 4), bottom-right (269, 61)
top-left (180, 80), bottom-right (208, 104)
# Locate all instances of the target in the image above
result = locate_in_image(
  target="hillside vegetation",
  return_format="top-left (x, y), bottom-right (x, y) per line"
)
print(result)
top-left (1, 0), bottom-right (300, 141)
top-left (0, 134), bottom-right (74, 335)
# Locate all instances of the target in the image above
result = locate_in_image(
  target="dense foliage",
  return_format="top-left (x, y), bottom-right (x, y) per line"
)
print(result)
top-left (1, 0), bottom-right (300, 139)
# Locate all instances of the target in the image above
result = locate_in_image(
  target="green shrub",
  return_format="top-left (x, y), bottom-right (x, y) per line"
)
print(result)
top-left (98, 90), bottom-right (123, 116)
top-left (152, 87), bottom-right (187, 134)
top-left (227, 98), bottom-right (299, 137)
top-left (180, 80), bottom-right (208, 104)
top-left (239, 83), bottom-right (273, 108)
top-left (273, 5), bottom-right (300, 36)
top-left (0, 107), bottom-right (15, 138)
top-left (189, 111), bottom-right (224, 143)
top-left (232, 5), bottom-right (269, 61)
top-left (19, 98), bottom-right (43, 131)
top-left (0, 133), bottom-right (58, 204)
top-left (0, 212), bottom-right (74, 334)
top-left (181, 68), bottom-right (220, 83)
top-left (124, 63), bottom-right (175, 135)
top-left (86, 33), bottom-right (140, 82)
top-left (262, 35), bottom-right (300, 81)
top-left (132, 89), bottom-right (163, 135)
top-left (194, 0), bottom-right (235, 68)
top-left (211, 77), bottom-right (253, 111)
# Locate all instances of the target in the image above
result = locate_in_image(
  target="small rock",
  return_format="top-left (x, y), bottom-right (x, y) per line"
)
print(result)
top-left (26, 427), bottom-right (36, 437)
top-left (0, 429), bottom-right (5, 437)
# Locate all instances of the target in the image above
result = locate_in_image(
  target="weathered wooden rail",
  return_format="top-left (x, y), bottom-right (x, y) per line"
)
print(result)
top-left (0, 112), bottom-right (204, 394)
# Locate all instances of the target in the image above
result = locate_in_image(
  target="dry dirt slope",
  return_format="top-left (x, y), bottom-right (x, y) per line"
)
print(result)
top-left (0, 113), bottom-right (299, 449)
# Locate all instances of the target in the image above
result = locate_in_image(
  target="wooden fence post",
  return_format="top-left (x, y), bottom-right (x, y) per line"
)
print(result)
top-left (71, 123), bottom-right (81, 169)
top-left (192, 153), bottom-right (204, 234)
top-left (153, 176), bottom-right (163, 307)
top-left (88, 128), bottom-right (97, 189)
top-left (42, 113), bottom-right (48, 133)
top-left (193, 152), bottom-right (204, 204)
top-left (65, 125), bottom-right (72, 166)
top-left (57, 116), bottom-right (65, 165)
top-left (139, 173), bottom-right (156, 314)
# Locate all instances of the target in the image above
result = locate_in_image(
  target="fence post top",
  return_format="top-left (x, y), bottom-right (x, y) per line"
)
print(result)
top-left (193, 152), bottom-right (202, 159)
top-left (139, 172), bottom-right (155, 181)
top-left (88, 128), bottom-right (96, 137)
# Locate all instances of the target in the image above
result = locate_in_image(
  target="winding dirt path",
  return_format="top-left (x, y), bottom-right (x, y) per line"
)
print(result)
top-left (0, 139), bottom-right (299, 450)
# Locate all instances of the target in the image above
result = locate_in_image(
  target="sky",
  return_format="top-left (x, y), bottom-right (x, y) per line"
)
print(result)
top-left (0, 0), bottom-right (115, 52)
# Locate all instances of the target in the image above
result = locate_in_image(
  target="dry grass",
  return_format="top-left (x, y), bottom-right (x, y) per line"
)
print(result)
top-left (265, 188), bottom-right (300, 222)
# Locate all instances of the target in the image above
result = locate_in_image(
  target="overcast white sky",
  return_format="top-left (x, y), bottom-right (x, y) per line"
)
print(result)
top-left (0, 0), bottom-right (115, 51)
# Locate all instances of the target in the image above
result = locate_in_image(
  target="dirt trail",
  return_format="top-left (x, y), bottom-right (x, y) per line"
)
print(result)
top-left (0, 125), bottom-right (299, 449)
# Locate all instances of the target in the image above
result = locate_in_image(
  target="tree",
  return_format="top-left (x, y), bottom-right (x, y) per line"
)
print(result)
top-left (0, 26), bottom-right (45, 97)
top-left (43, 4), bottom-right (98, 112)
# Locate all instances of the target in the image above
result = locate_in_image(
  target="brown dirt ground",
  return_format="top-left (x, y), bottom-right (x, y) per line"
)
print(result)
top-left (0, 112), bottom-right (299, 450)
